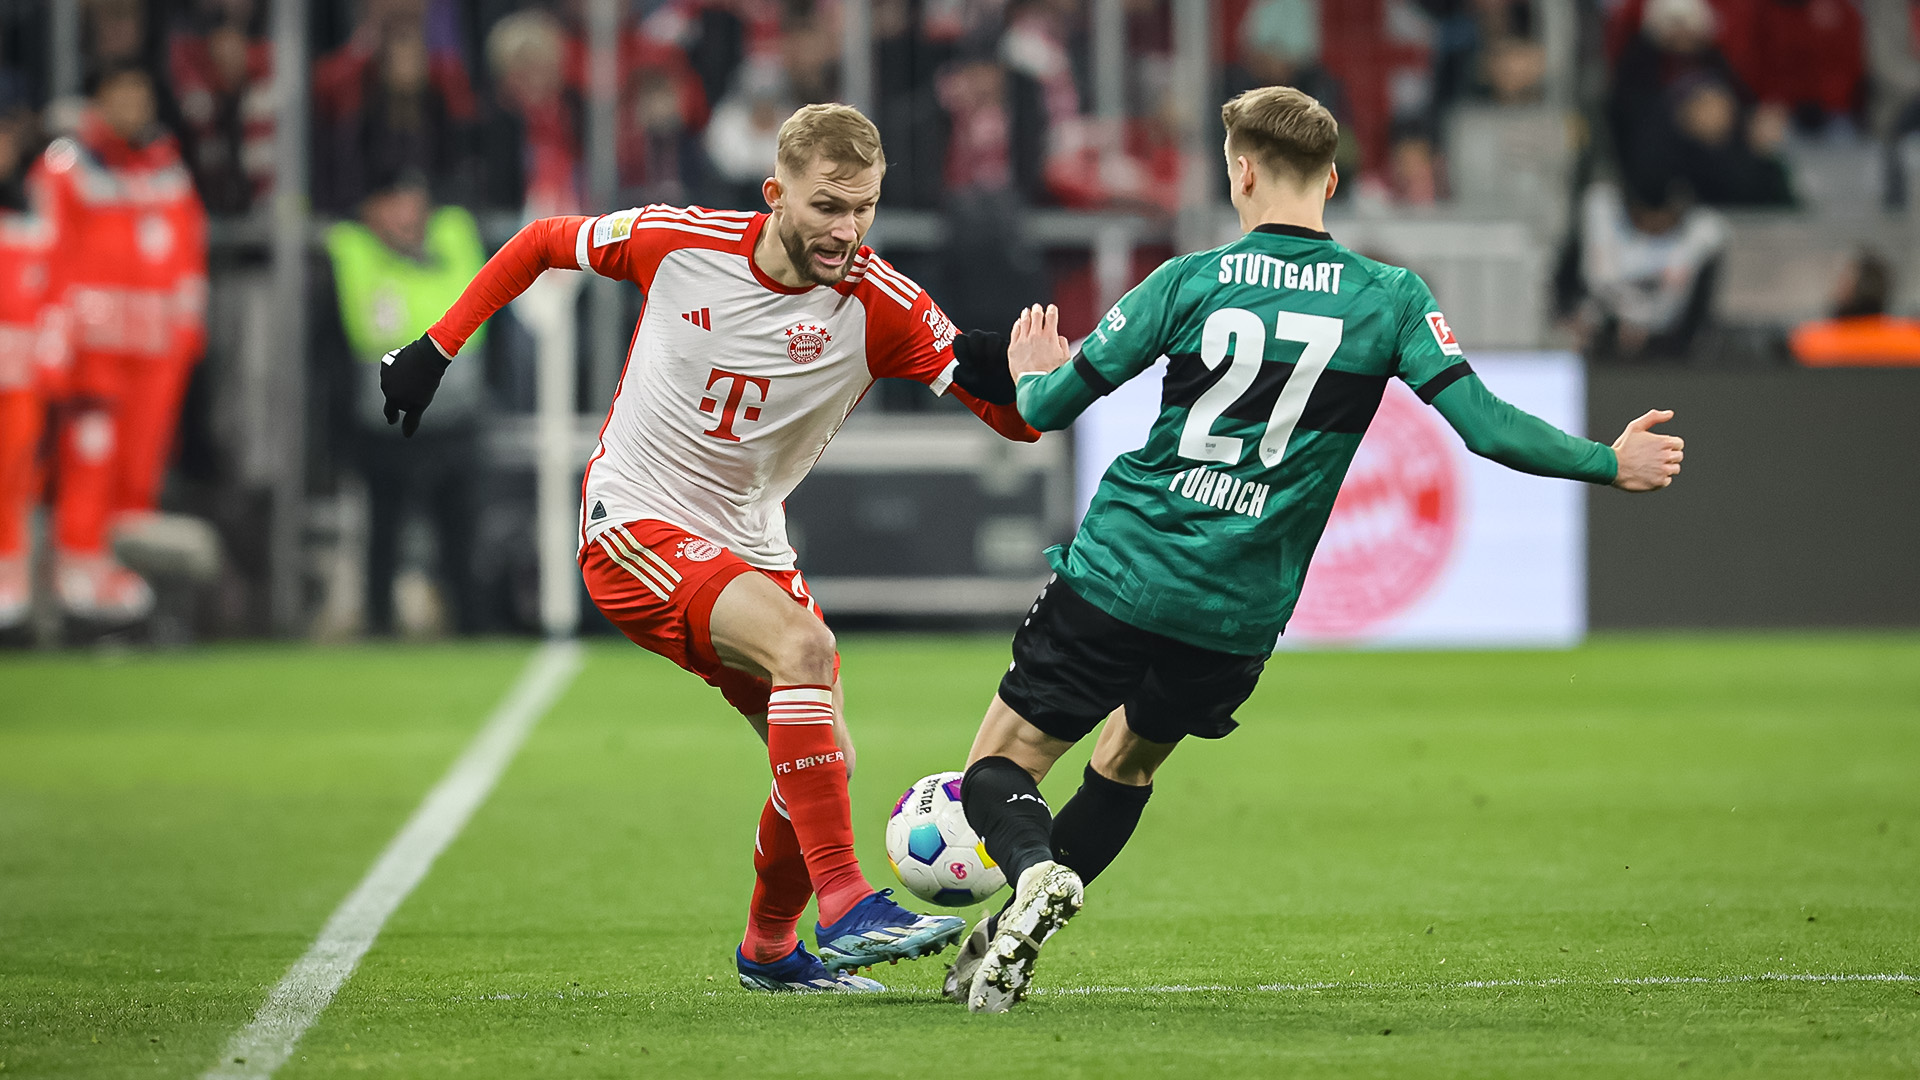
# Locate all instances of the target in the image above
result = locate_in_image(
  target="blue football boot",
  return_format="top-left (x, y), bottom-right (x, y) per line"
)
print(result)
top-left (814, 889), bottom-right (967, 972)
top-left (736, 942), bottom-right (886, 993)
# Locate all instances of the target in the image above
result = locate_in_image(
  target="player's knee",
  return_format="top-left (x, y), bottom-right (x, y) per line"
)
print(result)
top-left (767, 620), bottom-right (836, 684)
top-left (1091, 738), bottom-right (1170, 787)
top-left (1091, 755), bottom-right (1156, 787)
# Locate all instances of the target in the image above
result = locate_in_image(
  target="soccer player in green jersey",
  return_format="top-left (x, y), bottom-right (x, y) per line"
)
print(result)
top-left (948, 86), bottom-right (1686, 1013)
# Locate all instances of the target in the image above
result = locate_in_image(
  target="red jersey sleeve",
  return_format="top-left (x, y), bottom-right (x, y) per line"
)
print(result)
top-left (427, 215), bottom-right (589, 356)
top-left (427, 206), bottom-right (730, 356)
top-left (857, 252), bottom-right (1039, 443)
top-left (575, 205), bottom-right (726, 284)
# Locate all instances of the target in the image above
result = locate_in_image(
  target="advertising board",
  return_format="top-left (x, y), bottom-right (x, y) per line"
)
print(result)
top-left (1074, 351), bottom-right (1587, 647)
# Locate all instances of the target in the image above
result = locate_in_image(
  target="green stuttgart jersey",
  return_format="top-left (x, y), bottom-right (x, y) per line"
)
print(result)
top-left (1034, 224), bottom-right (1553, 655)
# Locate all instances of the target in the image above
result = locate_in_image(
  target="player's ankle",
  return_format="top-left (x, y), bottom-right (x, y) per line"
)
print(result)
top-left (741, 934), bottom-right (799, 964)
top-left (815, 884), bottom-right (875, 927)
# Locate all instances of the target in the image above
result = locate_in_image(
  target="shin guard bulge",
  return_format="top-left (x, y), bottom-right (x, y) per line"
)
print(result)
top-left (960, 756), bottom-right (1057, 889)
top-left (765, 685), bottom-right (870, 925)
top-left (742, 787), bottom-right (813, 963)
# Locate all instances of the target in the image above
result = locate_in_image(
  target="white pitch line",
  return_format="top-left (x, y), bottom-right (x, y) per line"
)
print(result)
top-left (204, 640), bottom-right (585, 1080)
top-left (1032, 972), bottom-right (1917, 997)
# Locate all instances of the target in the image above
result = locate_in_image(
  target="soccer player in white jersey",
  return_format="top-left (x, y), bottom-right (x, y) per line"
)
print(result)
top-left (376, 105), bottom-right (1041, 992)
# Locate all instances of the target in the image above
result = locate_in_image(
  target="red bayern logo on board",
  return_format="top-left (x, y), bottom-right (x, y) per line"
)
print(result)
top-left (1289, 382), bottom-right (1461, 638)
top-left (784, 323), bottom-right (832, 365)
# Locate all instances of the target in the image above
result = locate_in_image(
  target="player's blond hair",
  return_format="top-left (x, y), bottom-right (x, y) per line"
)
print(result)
top-left (776, 104), bottom-right (887, 178)
top-left (1220, 86), bottom-right (1338, 186)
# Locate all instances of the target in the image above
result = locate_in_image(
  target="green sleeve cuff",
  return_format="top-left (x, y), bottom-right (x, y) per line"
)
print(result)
top-left (1430, 374), bottom-right (1617, 485)
top-left (1015, 359), bottom-right (1105, 432)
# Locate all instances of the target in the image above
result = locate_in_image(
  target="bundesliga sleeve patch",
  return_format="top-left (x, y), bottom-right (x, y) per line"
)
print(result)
top-left (1425, 311), bottom-right (1463, 356)
top-left (592, 209), bottom-right (642, 248)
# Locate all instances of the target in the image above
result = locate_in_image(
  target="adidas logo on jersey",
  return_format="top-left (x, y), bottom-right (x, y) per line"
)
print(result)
top-left (681, 308), bottom-right (712, 331)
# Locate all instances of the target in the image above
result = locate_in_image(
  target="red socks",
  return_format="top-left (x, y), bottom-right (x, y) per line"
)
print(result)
top-left (764, 685), bottom-right (871, 927)
top-left (742, 788), bottom-right (812, 963)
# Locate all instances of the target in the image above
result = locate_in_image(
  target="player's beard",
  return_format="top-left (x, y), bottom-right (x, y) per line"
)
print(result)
top-left (779, 220), bottom-right (856, 287)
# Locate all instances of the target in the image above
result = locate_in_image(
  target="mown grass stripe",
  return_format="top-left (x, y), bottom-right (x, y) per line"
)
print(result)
top-left (202, 640), bottom-right (584, 1080)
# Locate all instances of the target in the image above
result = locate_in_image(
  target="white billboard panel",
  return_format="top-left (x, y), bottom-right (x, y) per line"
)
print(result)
top-left (1073, 351), bottom-right (1587, 648)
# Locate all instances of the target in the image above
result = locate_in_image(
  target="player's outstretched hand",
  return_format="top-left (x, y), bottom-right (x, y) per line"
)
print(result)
top-left (380, 333), bottom-right (452, 438)
top-left (1610, 409), bottom-right (1684, 491)
top-left (1008, 304), bottom-right (1069, 380)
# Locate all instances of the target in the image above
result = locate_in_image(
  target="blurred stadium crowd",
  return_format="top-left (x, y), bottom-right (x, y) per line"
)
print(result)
top-left (0, 0), bottom-right (1915, 643)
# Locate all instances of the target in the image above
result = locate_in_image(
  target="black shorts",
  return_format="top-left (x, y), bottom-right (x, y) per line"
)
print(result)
top-left (997, 577), bottom-right (1268, 745)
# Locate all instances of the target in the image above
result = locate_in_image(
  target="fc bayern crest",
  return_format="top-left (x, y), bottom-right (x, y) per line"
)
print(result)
top-left (784, 323), bottom-right (831, 365)
top-left (677, 537), bottom-right (724, 562)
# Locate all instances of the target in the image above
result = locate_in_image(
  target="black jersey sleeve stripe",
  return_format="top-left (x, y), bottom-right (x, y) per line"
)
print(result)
top-left (1072, 352), bottom-right (1119, 396)
top-left (1414, 361), bottom-right (1475, 404)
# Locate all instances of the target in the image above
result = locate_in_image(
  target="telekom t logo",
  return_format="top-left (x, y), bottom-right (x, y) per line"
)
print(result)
top-left (698, 368), bottom-right (771, 442)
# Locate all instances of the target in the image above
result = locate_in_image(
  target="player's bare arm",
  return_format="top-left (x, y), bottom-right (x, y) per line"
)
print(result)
top-left (1611, 409), bottom-right (1685, 491)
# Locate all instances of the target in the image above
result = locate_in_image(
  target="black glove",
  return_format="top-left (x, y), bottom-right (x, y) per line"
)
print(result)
top-left (380, 333), bottom-right (452, 438)
top-left (950, 329), bottom-right (1015, 406)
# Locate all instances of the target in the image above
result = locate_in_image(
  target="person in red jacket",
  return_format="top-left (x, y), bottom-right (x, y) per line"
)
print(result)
top-left (38, 63), bottom-right (208, 623)
top-left (0, 109), bottom-right (66, 633)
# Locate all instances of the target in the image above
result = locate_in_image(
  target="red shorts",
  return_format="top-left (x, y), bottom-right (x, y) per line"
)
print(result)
top-left (580, 519), bottom-right (831, 717)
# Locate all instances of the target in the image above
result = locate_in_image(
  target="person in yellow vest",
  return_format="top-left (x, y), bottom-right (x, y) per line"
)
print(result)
top-left (316, 168), bottom-right (489, 634)
top-left (1790, 250), bottom-right (1920, 367)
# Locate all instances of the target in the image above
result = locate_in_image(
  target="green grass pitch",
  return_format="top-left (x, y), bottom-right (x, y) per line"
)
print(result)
top-left (2, 634), bottom-right (1918, 1078)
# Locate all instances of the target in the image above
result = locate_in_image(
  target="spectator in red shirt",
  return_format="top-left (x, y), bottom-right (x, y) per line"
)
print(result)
top-left (168, 0), bottom-right (275, 215)
top-left (931, 48), bottom-right (1047, 359)
top-left (480, 8), bottom-right (582, 216)
top-left (616, 43), bottom-right (712, 209)
top-left (937, 52), bottom-right (1020, 199)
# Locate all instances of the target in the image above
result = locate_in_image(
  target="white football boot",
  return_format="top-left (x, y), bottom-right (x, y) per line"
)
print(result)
top-left (56, 553), bottom-right (154, 623)
top-left (967, 861), bottom-right (1083, 1014)
top-left (943, 912), bottom-right (996, 1003)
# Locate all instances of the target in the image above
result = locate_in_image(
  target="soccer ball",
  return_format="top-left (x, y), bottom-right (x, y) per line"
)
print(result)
top-left (885, 771), bottom-right (1005, 907)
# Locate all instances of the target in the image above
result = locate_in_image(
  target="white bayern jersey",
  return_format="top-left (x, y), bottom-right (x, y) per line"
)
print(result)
top-left (564, 205), bottom-right (1027, 569)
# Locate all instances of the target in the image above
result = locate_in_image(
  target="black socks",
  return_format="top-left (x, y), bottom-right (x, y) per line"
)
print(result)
top-left (961, 756), bottom-right (1057, 890)
top-left (963, 757), bottom-right (1156, 894)
top-left (1050, 762), bottom-right (1152, 885)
